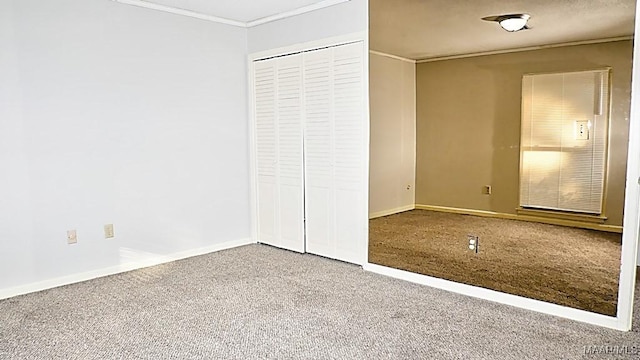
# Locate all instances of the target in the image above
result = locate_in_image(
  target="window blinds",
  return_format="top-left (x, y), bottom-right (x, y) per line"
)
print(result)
top-left (520, 69), bottom-right (610, 214)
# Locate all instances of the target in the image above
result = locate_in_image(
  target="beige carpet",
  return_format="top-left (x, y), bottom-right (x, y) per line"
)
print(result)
top-left (1, 244), bottom-right (638, 359)
top-left (369, 210), bottom-right (622, 316)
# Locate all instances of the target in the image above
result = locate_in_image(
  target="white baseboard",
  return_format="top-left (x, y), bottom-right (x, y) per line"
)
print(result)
top-left (414, 204), bottom-right (623, 233)
top-left (369, 205), bottom-right (415, 219)
top-left (363, 262), bottom-right (625, 331)
top-left (0, 237), bottom-right (255, 301)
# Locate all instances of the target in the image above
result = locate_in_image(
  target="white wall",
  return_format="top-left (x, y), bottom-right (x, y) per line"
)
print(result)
top-left (0, 0), bottom-right (250, 291)
top-left (369, 53), bottom-right (416, 218)
top-left (247, 0), bottom-right (367, 53)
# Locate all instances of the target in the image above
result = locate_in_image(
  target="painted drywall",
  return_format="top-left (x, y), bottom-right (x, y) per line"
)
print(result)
top-left (369, 53), bottom-right (416, 217)
top-left (0, 0), bottom-right (250, 291)
top-left (415, 40), bottom-right (632, 227)
top-left (247, 0), bottom-right (367, 53)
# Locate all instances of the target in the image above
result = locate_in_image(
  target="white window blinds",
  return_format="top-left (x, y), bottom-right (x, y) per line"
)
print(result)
top-left (519, 69), bottom-right (610, 214)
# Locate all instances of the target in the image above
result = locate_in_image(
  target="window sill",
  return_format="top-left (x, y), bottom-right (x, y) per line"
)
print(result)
top-left (516, 207), bottom-right (607, 224)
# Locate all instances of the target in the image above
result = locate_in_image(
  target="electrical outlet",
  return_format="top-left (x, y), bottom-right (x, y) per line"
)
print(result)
top-left (67, 230), bottom-right (77, 244)
top-left (483, 185), bottom-right (492, 195)
top-left (104, 224), bottom-right (114, 239)
top-left (406, 184), bottom-right (412, 190)
top-left (468, 234), bottom-right (479, 254)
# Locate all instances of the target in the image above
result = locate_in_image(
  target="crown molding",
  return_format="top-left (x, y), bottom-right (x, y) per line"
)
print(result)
top-left (369, 50), bottom-right (416, 64)
top-left (111, 0), bottom-right (350, 28)
top-left (246, 0), bottom-right (350, 27)
top-left (112, 0), bottom-right (246, 27)
top-left (416, 36), bottom-right (634, 63)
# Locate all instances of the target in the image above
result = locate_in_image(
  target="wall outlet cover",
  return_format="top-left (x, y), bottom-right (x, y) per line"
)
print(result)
top-left (467, 234), bottom-right (479, 253)
top-left (67, 230), bottom-right (77, 244)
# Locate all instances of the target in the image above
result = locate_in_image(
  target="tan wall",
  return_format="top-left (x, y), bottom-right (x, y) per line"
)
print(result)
top-left (369, 53), bottom-right (416, 217)
top-left (415, 40), bottom-right (632, 226)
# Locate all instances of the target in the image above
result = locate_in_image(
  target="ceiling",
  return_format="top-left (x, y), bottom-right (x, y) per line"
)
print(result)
top-left (370, 0), bottom-right (637, 61)
top-left (124, 0), bottom-right (342, 26)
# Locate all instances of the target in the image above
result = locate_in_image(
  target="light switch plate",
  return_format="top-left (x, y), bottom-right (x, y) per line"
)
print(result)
top-left (104, 224), bottom-right (114, 239)
top-left (575, 120), bottom-right (590, 140)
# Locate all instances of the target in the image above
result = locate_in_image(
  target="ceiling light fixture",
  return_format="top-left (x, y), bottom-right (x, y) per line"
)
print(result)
top-left (482, 13), bottom-right (531, 32)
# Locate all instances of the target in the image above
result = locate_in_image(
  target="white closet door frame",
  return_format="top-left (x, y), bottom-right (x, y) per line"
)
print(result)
top-left (248, 32), bottom-right (370, 264)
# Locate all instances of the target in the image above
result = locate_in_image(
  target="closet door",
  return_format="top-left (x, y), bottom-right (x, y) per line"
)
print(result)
top-left (254, 54), bottom-right (305, 253)
top-left (303, 42), bottom-right (366, 264)
top-left (276, 55), bottom-right (305, 252)
top-left (254, 59), bottom-right (278, 246)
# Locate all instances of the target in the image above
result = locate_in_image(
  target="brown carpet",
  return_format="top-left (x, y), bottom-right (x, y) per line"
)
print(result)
top-left (369, 209), bottom-right (622, 316)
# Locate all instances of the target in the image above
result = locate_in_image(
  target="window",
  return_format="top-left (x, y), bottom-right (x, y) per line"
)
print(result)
top-left (519, 69), bottom-right (610, 214)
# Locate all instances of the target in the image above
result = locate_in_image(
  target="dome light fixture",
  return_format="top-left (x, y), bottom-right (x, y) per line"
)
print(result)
top-left (482, 13), bottom-right (531, 32)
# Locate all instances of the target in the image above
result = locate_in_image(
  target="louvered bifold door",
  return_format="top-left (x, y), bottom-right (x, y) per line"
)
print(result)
top-left (254, 59), bottom-right (278, 246)
top-left (303, 42), bottom-right (366, 264)
top-left (254, 54), bottom-right (305, 253)
top-left (276, 54), bottom-right (305, 252)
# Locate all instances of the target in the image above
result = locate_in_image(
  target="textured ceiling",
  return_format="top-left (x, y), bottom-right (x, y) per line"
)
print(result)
top-left (370, 0), bottom-right (637, 60)
top-left (141, 0), bottom-right (331, 23)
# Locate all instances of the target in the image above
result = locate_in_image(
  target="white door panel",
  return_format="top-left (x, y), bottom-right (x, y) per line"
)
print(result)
top-left (254, 54), bottom-right (305, 253)
top-left (257, 180), bottom-right (276, 243)
top-left (275, 54), bottom-right (305, 252)
top-left (255, 60), bottom-right (278, 246)
top-left (303, 42), bottom-right (365, 264)
top-left (305, 185), bottom-right (332, 255)
top-left (279, 183), bottom-right (304, 251)
top-left (253, 41), bottom-right (365, 264)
